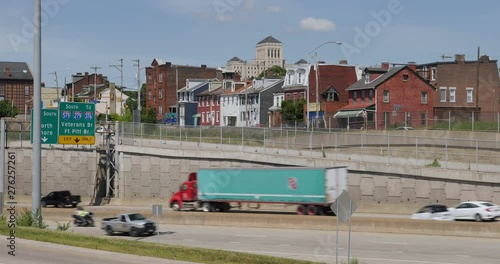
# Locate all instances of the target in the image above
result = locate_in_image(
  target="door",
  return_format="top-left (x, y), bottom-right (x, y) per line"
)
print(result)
top-left (453, 203), bottom-right (470, 219)
top-left (46, 192), bottom-right (56, 205)
top-left (118, 215), bottom-right (127, 232)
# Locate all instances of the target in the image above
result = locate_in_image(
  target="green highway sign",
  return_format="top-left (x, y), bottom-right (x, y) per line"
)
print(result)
top-left (30, 108), bottom-right (59, 144)
top-left (58, 102), bottom-right (96, 145)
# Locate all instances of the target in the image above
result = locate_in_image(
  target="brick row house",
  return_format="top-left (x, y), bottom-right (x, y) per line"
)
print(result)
top-left (145, 59), bottom-right (223, 121)
top-left (415, 54), bottom-right (500, 122)
top-left (0, 62), bottom-right (33, 116)
top-left (336, 63), bottom-right (436, 129)
top-left (281, 62), bottom-right (359, 127)
top-left (63, 72), bottom-right (107, 102)
top-left (176, 79), bottom-right (221, 126)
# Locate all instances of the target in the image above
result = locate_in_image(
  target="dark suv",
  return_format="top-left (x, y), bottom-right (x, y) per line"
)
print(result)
top-left (41, 191), bottom-right (81, 208)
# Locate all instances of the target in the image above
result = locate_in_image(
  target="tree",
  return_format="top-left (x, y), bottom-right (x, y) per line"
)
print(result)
top-left (0, 101), bottom-right (19, 118)
top-left (280, 99), bottom-right (305, 121)
top-left (257, 65), bottom-right (286, 79)
top-left (142, 107), bottom-right (157, 124)
top-left (123, 83), bottom-right (146, 112)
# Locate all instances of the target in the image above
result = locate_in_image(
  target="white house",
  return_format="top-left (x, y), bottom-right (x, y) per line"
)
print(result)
top-left (95, 87), bottom-right (129, 116)
top-left (220, 79), bottom-right (247, 126)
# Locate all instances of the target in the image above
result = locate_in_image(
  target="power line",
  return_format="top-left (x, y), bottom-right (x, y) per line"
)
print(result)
top-left (90, 66), bottom-right (101, 100)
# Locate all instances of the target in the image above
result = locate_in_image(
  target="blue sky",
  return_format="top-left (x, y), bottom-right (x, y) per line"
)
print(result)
top-left (1, 0), bottom-right (500, 90)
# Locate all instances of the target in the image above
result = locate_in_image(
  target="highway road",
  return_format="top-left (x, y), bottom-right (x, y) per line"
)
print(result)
top-left (45, 221), bottom-right (500, 264)
top-left (0, 236), bottom-right (194, 264)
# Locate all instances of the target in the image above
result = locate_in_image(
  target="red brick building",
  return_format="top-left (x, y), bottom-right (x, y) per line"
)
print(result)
top-left (0, 61), bottom-right (33, 115)
top-left (415, 54), bottom-right (500, 121)
top-left (337, 64), bottom-right (436, 129)
top-left (282, 62), bottom-right (358, 127)
top-left (64, 72), bottom-right (107, 102)
top-left (145, 59), bottom-right (223, 121)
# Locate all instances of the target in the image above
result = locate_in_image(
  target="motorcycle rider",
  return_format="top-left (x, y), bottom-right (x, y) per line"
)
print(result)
top-left (73, 206), bottom-right (93, 226)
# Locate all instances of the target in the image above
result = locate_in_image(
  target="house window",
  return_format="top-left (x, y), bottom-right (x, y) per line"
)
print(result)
top-left (159, 105), bottom-right (163, 116)
top-left (326, 91), bottom-right (339, 102)
top-left (365, 73), bottom-right (370, 84)
top-left (25, 85), bottom-right (30, 96)
top-left (368, 90), bottom-right (374, 102)
top-left (159, 73), bottom-right (163, 83)
top-left (353, 91), bottom-right (358, 103)
top-left (216, 111), bottom-right (219, 122)
top-left (383, 90), bottom-right (389, 103)
top-left (361, 91), bottom-right (365, 103)
top-left (159, 89), bottom-right (163, 99)
top-left (0, 85), bottom-right (4, 95)
top-left (431, 67), bottom-right (437, 81)
top-left (421, 91), bottom-right (428, 104)
top-left (216, 97), bottom-right (219, 106)
top-left (440, 87), bottom-right (447, 102)
top-left (293, 93), bottom-right (297, 102)
top-left (449, 87), bottom-right (456, 102)
top-left (301, 92), bottom-right (305, 99)
top-left (466, 88), bottom-right (474, 103)
top-left (403, 74), bottom-right (409, 81)
top-left (153, 96), bottom-right (156, 106)
top-left (148, 91), bottom-right (152, 100)
top-left (148, 74), bottom-right (152, 84)
top-left (202, 112), bottom-right (205, 123)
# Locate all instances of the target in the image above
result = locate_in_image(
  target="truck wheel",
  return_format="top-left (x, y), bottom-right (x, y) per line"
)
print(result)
top-left (297, 205), bottom-right (306, 215)
top-left (171, 202), bottom-right (180, 211)
top-left (202, 202), bottom-right (213, 212)
top-left (130, 227), bottom-right (139, 237)
top-left (57, 202), bottom-right (65, 208)
top-left (106, 226), bottom-right (114, 236)
top-left (41, 201), bottom-right (46, 208)
top-left (307, 205), bottom-right (319, 215)
top-left (72, 204), bottom-right (77, 208)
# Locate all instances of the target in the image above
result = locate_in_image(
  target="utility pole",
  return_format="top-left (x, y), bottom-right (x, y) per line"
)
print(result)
top-left (32, 0), bottom-right (42, 226)
top-left (476, 46), bottom-right (480, 110)
top-left (91, 66), bottom-right (101, 101)
top-left (110, 59), bottom-right (123, 89)
top-left (133, 60), bottom-right (141, 112)
top-left (50, 71), bottom-right (59, 100)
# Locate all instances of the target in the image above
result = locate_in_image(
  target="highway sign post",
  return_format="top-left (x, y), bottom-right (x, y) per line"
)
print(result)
top-left (58, 102), bottom-right (95, 145)
top-left (30, 108), bottom-right (58, 144)
top-left (152, 204), bottom-right (163, 243)
top-left (331, 190), bottom-right (357, 264)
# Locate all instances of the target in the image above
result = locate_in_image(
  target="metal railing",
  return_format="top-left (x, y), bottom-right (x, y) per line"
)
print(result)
top-left (120, 122), bottom-right (500, 173)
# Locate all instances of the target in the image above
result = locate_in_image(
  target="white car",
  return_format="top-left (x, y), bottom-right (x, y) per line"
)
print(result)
top-left (411, 204), bottom-right (453, 221)
top-left (449, 201), bottom-right (500, 222)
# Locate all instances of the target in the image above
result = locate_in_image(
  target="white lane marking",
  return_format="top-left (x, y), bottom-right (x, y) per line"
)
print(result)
top-left (369, 241), bottom-right (409, 245)
top-left (236, 235), bottom-right (267, 238)
top-left (279, 244), bottom-right (289, 247)
top-left (230, 242), bottom-right (241, 244)
top-left (456, 255), bottom-right (470, 258)
top-left (230, 250), bottom-right (458, 264)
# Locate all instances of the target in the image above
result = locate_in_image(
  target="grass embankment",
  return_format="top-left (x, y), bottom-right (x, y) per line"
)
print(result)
top-left (0, 212), bottom-right (318, 264)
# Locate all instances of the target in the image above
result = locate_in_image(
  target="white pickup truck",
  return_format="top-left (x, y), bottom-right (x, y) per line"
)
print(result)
top-left (101, 213), bottom-right (156, 237)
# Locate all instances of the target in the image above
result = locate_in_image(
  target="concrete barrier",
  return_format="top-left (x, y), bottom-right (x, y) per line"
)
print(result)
top-left (8, 207), bottom-right (499, 239)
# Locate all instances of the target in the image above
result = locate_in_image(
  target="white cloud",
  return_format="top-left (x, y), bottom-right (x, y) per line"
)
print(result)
top-left (266, 5), bottom-right (283, 13)
top-left (300, 17), bottom-right (336, 32)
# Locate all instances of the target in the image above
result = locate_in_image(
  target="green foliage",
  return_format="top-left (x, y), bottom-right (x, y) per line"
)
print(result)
top-left (56, 221), bottom-right (72, 231)
top-left (0, 214), bottom-right (6, 225)
top-left (426, 159), bottom-right (441, 167)
top-left (0, 100), bottom-right (19, 118)
top-left (342, 258), bottom-right (361, 264)
top-left (257, 65), bottom-right (286, 79)
top-left (281, 99), bottom-right (305, 121)
top-left (142, 107), bottom-right (158, 124)
top-left (16, 208), bottom-right (48, 229)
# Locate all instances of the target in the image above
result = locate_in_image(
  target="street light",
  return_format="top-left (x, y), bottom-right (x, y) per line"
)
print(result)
top-left (307, 41), bottom-right (342, 128)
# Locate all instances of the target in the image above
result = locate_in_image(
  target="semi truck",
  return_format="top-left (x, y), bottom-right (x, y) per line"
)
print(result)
top-left (169, 166), bottom-right (348, 216)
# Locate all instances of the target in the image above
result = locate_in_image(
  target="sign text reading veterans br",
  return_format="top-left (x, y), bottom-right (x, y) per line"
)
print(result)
top-left (58, 102), bottom-right (95, 145)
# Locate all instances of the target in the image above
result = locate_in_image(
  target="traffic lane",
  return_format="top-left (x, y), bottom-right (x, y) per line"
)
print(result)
top-left (0, 236), bottom-right (195, 264)
top-left (48, 221), bottom-right (500, 264)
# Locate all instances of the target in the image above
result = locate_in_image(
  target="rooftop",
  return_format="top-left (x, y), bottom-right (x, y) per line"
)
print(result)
top-left (257, 36), bottom-right (282, 45)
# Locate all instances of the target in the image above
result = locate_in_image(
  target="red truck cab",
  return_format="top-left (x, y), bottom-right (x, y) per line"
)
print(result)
top-left (170, 172), bottom-right (198, 211)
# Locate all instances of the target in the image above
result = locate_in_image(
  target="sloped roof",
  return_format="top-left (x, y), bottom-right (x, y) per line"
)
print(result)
top-left (346, 66), bottom-right (403, 91)
top-left (257, 36), bottom-right (281, 45)
top-left (228, 56), bottom-right (243, 62)
top-left (295, 59), bottom-right (308, 65)
top-left (0, 61), bottom-right (33, 80)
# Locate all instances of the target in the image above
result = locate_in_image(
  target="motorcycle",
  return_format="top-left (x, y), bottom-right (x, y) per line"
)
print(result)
top-left (73, 212), bottom-right (94, 227)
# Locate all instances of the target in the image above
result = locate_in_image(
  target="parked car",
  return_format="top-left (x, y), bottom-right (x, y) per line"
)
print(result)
top-left (41, 191), bottom-right (81, 208)
top-left (101, 213), bottom-right (156, 237)
top-left (410, 204), bottom-right (453, 221)
top-left (449, 201), bottom-right (500, 222)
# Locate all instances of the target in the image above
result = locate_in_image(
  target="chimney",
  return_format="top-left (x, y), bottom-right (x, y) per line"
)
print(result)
top-left (381, 62), bottom-right (390, 69)
top-left (407, 61), bottom-right (416, 71)
top-left (85, 72), bottom-right (89, 76)
top-left (4, 67), bottom-right (10, 77)
top-left (455, 54), bottom-right (465, 63)
top-left (339, 60), bottom-right (348, 65)
top-left (201, 64), bottom-right (207, 68)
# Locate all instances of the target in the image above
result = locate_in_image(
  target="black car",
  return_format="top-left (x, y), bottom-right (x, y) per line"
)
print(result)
top-left (41, 191), bottom-right (81, 208)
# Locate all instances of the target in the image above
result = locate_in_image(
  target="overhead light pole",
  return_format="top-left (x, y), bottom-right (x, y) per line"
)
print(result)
top-left (32, 0), bottom-right (42, 226)
top-left (308, 41), bottom-right (342, 128)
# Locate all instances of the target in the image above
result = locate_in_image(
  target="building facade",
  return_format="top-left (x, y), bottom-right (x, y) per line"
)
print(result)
top-left (226, 36), bottom-right (295, 81)
top-left (63, 72), bottom-right (107, 102)
top-left (415, 54), bottom-right (500, 121)
top-left (339, 64), bottom-right (436, 129)
top-left (145, 59), bottom-right (222, 121)
top-left (0, 61), bottom-right (33, 116)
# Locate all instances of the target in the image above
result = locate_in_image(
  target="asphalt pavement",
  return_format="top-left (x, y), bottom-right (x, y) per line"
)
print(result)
top-left (0, 236), bottom-right (195, 264)
top-left (44, 220), bottom-right (500, 264)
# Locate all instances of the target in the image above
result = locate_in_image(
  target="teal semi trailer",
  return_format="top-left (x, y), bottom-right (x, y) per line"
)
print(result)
top-left (169, 167), bottom-right (348, 215)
